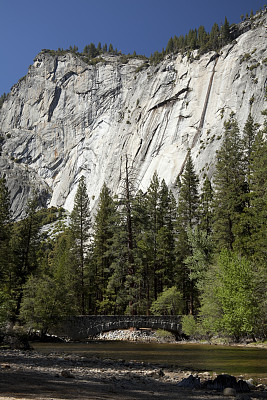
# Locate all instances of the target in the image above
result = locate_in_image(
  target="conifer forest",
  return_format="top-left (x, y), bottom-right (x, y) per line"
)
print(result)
top-left (0, 110), bottom-right (266, 342)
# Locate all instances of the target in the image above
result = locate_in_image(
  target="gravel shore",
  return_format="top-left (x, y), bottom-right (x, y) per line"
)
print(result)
top-left (1, 349), bottom-right (267, 400)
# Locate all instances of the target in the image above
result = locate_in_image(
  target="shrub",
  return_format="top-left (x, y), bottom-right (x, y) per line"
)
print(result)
top-left (181, 315), bottom-right (198, 337)
top-left (240, 53), bottom-right (251, 63)
top-left (249, 62), bottom-right (260, 71)
top-left (135, 62), bottom-right (149, 73)
top-left (151, 287), bottom-right (184, 315)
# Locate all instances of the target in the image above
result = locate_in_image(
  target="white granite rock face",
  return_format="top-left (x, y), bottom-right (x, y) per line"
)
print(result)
top-left (0, 13), bottom-right (266, 218)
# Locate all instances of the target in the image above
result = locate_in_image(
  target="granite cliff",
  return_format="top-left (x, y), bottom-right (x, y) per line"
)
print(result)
top-left (0, 12), bottom-right (266, 218)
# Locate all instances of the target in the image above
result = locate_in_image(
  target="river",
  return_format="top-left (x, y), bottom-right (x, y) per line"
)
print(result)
top-left (32, 341), bottom-right (267, 383)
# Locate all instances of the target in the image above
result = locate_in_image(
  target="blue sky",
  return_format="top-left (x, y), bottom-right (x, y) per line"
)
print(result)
top-left (0, 0), bottom-right (265, 95)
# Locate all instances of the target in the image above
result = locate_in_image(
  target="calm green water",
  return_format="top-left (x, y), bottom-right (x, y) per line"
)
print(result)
top-left (33, 341), bottom-right (267, 382)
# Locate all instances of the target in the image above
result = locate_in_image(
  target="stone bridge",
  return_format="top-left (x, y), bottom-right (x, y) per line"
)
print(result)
top-left (51, 315), bottom-right (183, 341)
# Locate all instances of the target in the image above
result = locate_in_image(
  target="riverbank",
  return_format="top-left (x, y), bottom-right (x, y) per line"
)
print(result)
top-left (1, 348), bottom-right (267, 400)
top-left (96, 328), bottom-right (176, 342)
top-left (96, 329), bottom-right (267, 348)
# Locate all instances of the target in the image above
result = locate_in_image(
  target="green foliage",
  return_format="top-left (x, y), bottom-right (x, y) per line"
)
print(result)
top-left (177, 150), bottom-right (199, 229)
top-left (0, 291), bottom-right (16, 325)
top-left (208, 23), bottom-right (220, 51)
top-left (0, 177), bottom-right (12, 319)
top-left (175, 151), bottom-right (200, 314)
top-left (83, 43), bottom-right (98, 58)
top-left (199, 176), bottom-right (214, 235)
top-left (0, 192), bottom-right (71, 325)
top-left (243, 113), bottom-right (259, 175)
top-left (0, 93), bottom-right (7, 109)
top-left (150, 50), bottom-right (164, 65)
top-left (248, 128), bottom-right (267, 264)
top-left (212, 116), bottom-right (246, 250)
top-left (217, 252), bottom-right (260, 339)
top-left (166, 37), bottom-right (174, 53)
top-left (185, 227), bottom-right (214, 289)
top-left (69, 45), bottom-right (78, 53)
top-left (163, 13), bottom-right (233, 59)
top-left (240, 53), bottom-right (251, 63)
top-left (221, 17), bottom-right (231, 46)
top-left (155, 329), bottom-right (175, 339)
top-left (135, 61), bottom-right (149, 73)
top-left (0, 176), bottom-right (11, 240)
top-left (150, 286), bottom-right (183, 315)
top-left (181, 314), bottom-right (200, 337)
top-left (248, 63), bottom-right (260, 71)
top-left (0, 108), bottom-right (266, 339)
top-left (37, 10), bottom-right (260, 74)
top-left (20, 275), bottom-right (74, 334)
top-left (41, 48), bottom-right (69, 57)
top-left (84, 57), bottom-right (105, 66)
top-left (0, 177), bottom-right (14, 323)
top-left (69, 176), bottom-right (91, 315)
top-left (91, 183), bottom-right (117, 313)
top-left (41, 41), bottom-right (142, 68)
top-left (200, 250), bottom-right (262, 340)
top-left (233, 114), bottom-right (260, 256)
top-left (8, 196), bottom-right (42, 317)
top-left (198, 263), bottom-right (223, 336)
top-left (138, 173), bottom-right (176, 306)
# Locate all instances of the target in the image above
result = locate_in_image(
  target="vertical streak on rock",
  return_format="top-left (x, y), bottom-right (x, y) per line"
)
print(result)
top-left (155, 108), bottom-right (171, 155)
top-left (178, 57), bottom-right (219, 177)
top-left (198, 57), bottom-right (219, 133)
top-left (48, 86), bottom-right (62, 122)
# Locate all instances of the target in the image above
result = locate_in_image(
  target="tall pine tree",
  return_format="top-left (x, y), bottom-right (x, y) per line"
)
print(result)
top-left (199, 175), bottom-right (214, 236)
top-left (0, 176), bottom-right (11, 275)
top-left (91, 183), bottom-right (117, 313)
top-left (248, 125), bottom-right (267, 264)
top-left (70, 176), bottom-right (91, 314)
top-left (234, 113), bottom-right (260, 255)
top-left (213, 116), bottom-right (246, 251)
top-left (9, 195), bottom-right (41, 318)
top-left (0, 176), bottom-right (12, 322)
top-left (176, 150), bottom-right (199, 314)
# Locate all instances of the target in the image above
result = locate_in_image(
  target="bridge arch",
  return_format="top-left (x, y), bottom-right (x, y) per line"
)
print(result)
top-left (51, 315), bottom-right (183, 341)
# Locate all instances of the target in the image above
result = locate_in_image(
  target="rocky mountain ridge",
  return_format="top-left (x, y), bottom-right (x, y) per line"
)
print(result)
top-left (0, 11), bottom-right (266, 219)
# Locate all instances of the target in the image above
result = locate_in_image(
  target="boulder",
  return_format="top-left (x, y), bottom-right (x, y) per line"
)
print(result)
top-left (236, 394), bottom-right (251, 400)
top-left (3, 333), bottom-right (32, 350)
top-left (236, 379), bottom-right (251, 393)
top-left (61, 370), bottom-right (75, 378)
top-left (245, 378), bottom-right (255, 389)
top-left (223, 387), bottom-right (236, 396)
top-left (204, 374), bottom-right (250, 393)
top-left (177, 374), bottom-right (201, 389)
